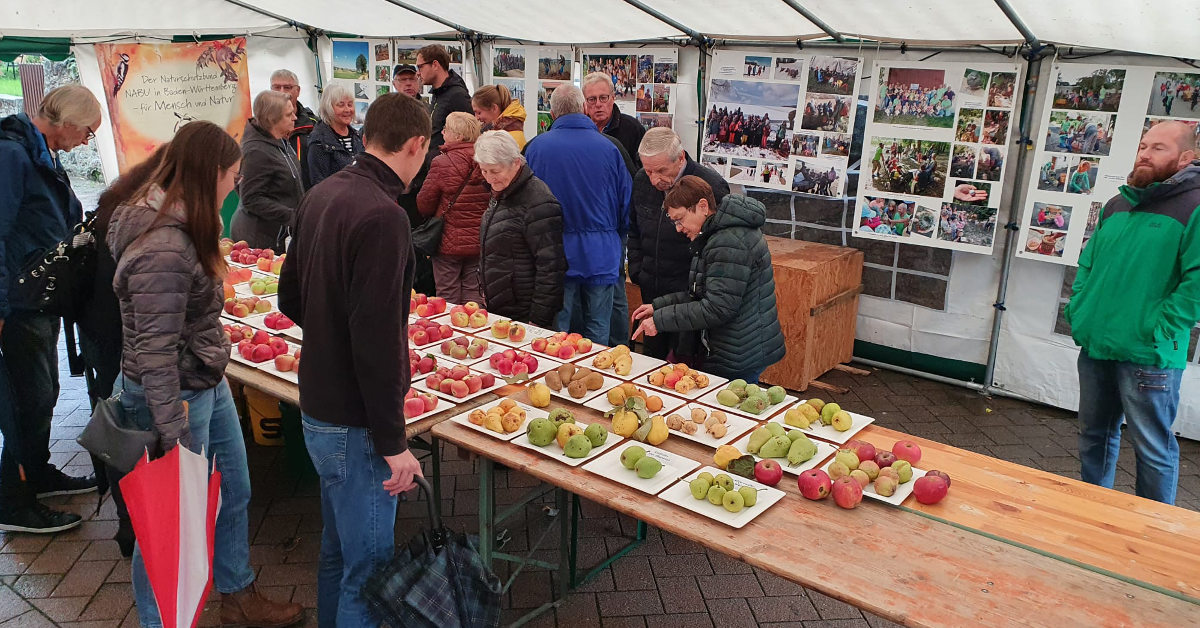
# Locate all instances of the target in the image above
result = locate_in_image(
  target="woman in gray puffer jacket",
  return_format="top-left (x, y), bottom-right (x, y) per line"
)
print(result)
top-left (230, 90), bottom-right (304, 252)
top-left (109, 121), bottom-right (303, 628)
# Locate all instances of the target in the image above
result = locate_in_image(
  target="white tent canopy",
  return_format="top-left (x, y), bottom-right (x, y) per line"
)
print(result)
top-left (3, 1), bottom-right (1199, 59)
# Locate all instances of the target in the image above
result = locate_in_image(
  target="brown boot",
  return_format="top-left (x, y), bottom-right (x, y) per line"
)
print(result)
top-left (220, 583), bottom-right (305, 627)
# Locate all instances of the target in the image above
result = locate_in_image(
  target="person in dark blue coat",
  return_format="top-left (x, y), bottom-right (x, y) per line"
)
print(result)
top-left (525, 85), bottom-right (632, 343)
top-left (0, 85), bottom-right (102, 533)
top-left (306, 83), bottom-right (364, 187)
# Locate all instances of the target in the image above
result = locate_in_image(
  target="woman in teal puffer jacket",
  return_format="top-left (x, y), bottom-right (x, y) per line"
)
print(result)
top-left (631, 175), bottom-right (785, 382)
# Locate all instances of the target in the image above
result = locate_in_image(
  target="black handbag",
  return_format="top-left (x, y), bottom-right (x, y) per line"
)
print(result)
top-left (10, 214), bottom-right (98, 320)
top-left (76, 393), bottom-right (158, 474)
top-left (411, 165), bottom-right (476, 258)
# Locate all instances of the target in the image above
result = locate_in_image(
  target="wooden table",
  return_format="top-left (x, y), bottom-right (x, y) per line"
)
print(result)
top-left (432, 389), bottom-right (1200, 627)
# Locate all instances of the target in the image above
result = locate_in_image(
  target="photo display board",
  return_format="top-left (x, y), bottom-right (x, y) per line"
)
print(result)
top-left (582, 47), bottom-right (679, 132)
top-left (331, 38), bottom-right (394, 127)
top-left (853, 61), bottom-right (1021, 255)
top-left (1018, 63), bottom-right (1200, 266)
top-left (702, 50), bottom-right (863, 194)
top-left (491, 46), bottom-right (575, 139)
top-left (394, 40), bottom-right (471, 95)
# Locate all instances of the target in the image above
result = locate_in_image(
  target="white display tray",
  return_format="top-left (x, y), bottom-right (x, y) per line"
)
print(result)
top-left (694, 387), bottom-right (796, 421)
top-left (472, 352), bottom-right (562, 381)
top-left (781, 404), bottom-right (876, 445)
top-left (658, 466), bottom-right (786, 529)
top-left (510, 420), bottom-right (623, 467)
top-left (404, 394), bottom-right (458, 424)
top-left (415, 367), bottom-right (507, 404)
top-left (581, 442), bottom-right (701, 496)
top-left (660, 403), bottom-right (758, 449)
top-left (253, 344), bottom-right (300, 385)
top-left (585, 350), bottom-right (667, 381)
top-left (220, 295), bottom-right (279, 322)
top-left (582, 390), bottom-right (685, 418)
top-left (639, 370), bottom-right (728, 400)
top-left (728, 430), bottom-right (837, 476)
top-left (526, 340), bottom-right (607, 362)
top-left (819, 459), bottom-right (927, 506)
top-left (448, 401), bottom-right (549, 442)
top-left (426, 334), bottom-right (479, 365)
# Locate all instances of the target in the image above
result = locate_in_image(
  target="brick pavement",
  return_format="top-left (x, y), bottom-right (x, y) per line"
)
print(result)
top-left (0, 352), bottom-right (1197, 626)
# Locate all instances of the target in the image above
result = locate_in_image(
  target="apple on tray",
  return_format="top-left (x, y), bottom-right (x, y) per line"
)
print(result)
top-left (507, 323), bottom-right (527, 343)
top-left (490, 319), bottom-right (511, 339)
top-left (463, 301), bottom-right (481, 315)
top-left (449, 307), bottom-right (470, 327)
top-left (467, 309), bottom-right (489, 329)
top-left (754, 460), bottom-right (783, 487)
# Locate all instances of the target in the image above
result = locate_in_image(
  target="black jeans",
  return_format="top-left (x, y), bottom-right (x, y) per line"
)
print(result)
top-left (0, 313), bottom-right (61, 506)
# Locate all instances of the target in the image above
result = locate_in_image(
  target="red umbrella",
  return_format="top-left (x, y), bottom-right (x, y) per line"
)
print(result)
top-left (119, 445), bottom-right (222, 628)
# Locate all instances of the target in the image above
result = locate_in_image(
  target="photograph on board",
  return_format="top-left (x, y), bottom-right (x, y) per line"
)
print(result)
top-left (875, 66), bottom-right (956, 128)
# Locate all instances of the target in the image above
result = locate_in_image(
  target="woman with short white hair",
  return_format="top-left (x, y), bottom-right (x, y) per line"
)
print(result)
top-left (475, 130), bottom-right (566, 328)
top-left (306, 83), bottom-right (363, 187)
top-left (230, 90), bottom-right (304, 251)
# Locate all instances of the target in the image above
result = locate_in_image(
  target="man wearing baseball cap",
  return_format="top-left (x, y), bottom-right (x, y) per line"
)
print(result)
top-left (392, 64), bottom-right (422, 99)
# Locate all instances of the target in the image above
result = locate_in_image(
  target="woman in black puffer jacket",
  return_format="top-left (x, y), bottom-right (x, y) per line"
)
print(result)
top-left (474, 131), bottom-right (565, 328)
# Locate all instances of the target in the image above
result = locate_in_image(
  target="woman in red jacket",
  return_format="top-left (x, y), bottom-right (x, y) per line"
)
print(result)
top-left (417, 112), bottom-right (492, 304)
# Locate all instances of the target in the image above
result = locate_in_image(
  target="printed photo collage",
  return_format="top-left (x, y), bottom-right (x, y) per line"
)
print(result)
top-left (702, 51), bottom-right (862, 194)
top-left (332, 39), bottom-right (469, 128)
top-left (583, 48), bottom-right (679, 132)
top-left (490, 46), bottom-right (574, 138)
top-left (854, 61), bottom-right (1021, 254)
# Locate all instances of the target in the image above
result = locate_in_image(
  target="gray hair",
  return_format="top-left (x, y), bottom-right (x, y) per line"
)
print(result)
top-left (474, 130), bottom-right (525, 166)
top-left (253, 90), bottom-right (293, 128)
top-left (549, 84), bottom-right (585, 118)
top-left (270, 69), bottom-right (298, 85)
top-left (638, 127), bottom-right (684, 161)
top-left (582, 72), bottom-right (615, 95)
top-left (318, 83), bottom-right (355, 125)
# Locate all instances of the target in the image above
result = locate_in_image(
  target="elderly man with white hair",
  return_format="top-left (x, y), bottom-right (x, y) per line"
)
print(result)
top-left (270, 68), bottom-right (319, 185)
top-left (583, 71), bottom-right (645, 171)
top-left (628, 127), bottom-right (730, 361)
top-left (231, 90), bottom-right (305, 251)
top-left (306, 83), bottom-right (363, 187)
top-left (525, 85), bottom-right (632, 343)
top-left (475, 131), bottom-right (566, 328)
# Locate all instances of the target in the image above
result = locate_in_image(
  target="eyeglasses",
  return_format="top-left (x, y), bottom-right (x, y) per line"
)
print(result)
top-left (234, 172), bottom-right (243, 185)
top-left (585, 95), bottom-right (613, 104)
top-left (416, 62), bottom-right (432, 69)
top-left (85, 126), bottom-right (96, 141)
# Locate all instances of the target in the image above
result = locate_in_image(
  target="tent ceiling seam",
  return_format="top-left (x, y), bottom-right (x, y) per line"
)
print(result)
top-left (780, 0), bottom-right (844, 43)
top-left (378, 0), bottom-right (475, 36)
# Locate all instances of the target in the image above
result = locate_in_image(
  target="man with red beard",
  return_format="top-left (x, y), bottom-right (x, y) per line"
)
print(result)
top-left (1066, 120), bottom-right (1200, 505)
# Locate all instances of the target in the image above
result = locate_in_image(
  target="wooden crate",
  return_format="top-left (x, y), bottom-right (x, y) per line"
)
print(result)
top-left (626, 237), bottom-right (862, 391)
top-left (760, 237), bottom-right (862, 391)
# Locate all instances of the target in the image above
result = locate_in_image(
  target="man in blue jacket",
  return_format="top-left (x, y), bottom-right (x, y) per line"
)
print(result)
top-left (0, 85), bottom-right (102, 533)
top-left (526, 85), bottom-right (632, 343)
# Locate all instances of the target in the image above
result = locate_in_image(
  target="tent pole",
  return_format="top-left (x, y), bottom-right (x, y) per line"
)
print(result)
top-left (218, 0), bottom-right (316, 32)
top-left (992, 0), bottom-right (1041, 48)
top-left (621, 0), bottom-right (704, 44)
top-left (981, 45), bottom-right (1047, 394)
top-left (310, 32), bottom-right (324, 92)
top-left (780, 0), bottom-right (845, 43)
top-left (695, 40), bottom-right (711, 156)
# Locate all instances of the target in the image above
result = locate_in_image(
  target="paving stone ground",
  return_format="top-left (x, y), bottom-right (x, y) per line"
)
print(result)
top-left (0, 345), bottom-right (1196, 627)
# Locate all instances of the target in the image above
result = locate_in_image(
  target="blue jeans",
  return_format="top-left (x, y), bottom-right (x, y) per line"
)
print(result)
top-left (557, 282), bottom-right (615, 344)
top-left (1076, 351), bottom-right (1182, 505)
top-left (118, 376), bottom-right (255, 627)
top-left (302, 414), bottom-right (397, 627)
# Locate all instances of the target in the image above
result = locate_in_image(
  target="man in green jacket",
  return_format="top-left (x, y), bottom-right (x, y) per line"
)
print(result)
top-left (1066, 120), bottom-right (1200, 505)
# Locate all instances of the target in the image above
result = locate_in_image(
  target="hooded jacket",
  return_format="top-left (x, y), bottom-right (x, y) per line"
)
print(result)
top-left (1067, 162), bottom-right (1200, 369)
top-left (0, 113), bottom-right (82, 318)
top-left (109, 192), bottom-right (229, 449)
top-left (430, 69), bottom-right (473, 155)
top-left (478, 165), bottom-right (566, 328)
top-left (489, 99), bottom-right (528, 149)
top-left (305, 120), bottom-right (363, 187)
top-left (652, 194), bottom-right (786, 379)
top-left (525, 113), bottom-right (632, 285)
top-left (416, 140), bottom-right (491, 257)
top-left (628, 155), bottom-right (730, 300)
top-left (231, 120), bottom-right (305, 251)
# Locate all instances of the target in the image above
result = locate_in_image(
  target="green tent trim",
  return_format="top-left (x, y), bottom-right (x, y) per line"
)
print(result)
top-left (0, 37), bottom-right (72, 62)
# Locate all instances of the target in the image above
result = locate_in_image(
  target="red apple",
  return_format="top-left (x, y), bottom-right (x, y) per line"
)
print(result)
top-left (469, 311), bottom-right (489, 328)
top-left (269, 337), bottom-right (289, 357)
top-left (479, 373), bottom-right (496, 388)
top-left (232, 240), bottom-right (249, 251)
top-left (251, 344), bottom-right (274, 363)
top-left (438, 325), bottom-right (454, 340)
top-left (450, 345), bottom-right (469, 360)
top-left (463, 301), bottom-right (480, 315)
top-left (831, 476), bottom-right (864, 509)
top-left (467, 341), bottom-right (487, 359)
top-left (912, 475), bottom-right (949, 504)
top-left (453, 336), bottom-right (469, 347)
top-left (451, 380), bottom-right (470, 398)
top-left (892, 441), bottom-right (922, 466)
top-left (846, 440), bottom-right (877, 466)
top-left (274, 354), bottom-right (296, 372)
top-left (426, 373), bottom-right (444, 391)
top-left (420, 393), bottom-right (438, 412)
top-left (797, 469), bottom-right (832, 500)
top-left (550, 331), bottom-right (568, 342)
top-left (531, 338), bottom-right (548, 353)
top-left (450, 311), bottom-right (469, 327)
top-left (414, 292), bottom-right (429, 305)
top-left (439, 340), bottom-right (456, 355)
top-left (489, 353), bottom-right (505, 370)
top-left (428, 296), bottom-right (447, 313)
top-left (418, 355), bottom-right (435, 373)
top-left (544, 340), bottom-right (561, 355)
top-left (754, 459), bottom-right (783, 487)
top-left (508, 323), bottom-right (526, 342)
top-left (439, 378), bottom-right (455, 395)
top-left (576, 338), bottom-right (593, 352)
top-left (450, 365), bottom-right (470, 381)
top-left (502, 349), bottom-right (517, 360)
top-left (252, 330), bottom-right (270, 345)
top-left (496, 357), bottom-right (514, 375)
top-left (239, 342), bottom-right (254, 360)
top-left (512, 361), bottom-right (530, 377)
top-left (412, 329), bottom-right (429, 346)
top-left (874, 451), bottom-right (897, 468)
top-left (232, 303), bottom-right (251, 318)
top-left (466, 376), bottom-right (483, 394)
top-left (565, 333), bottom-right (583, 344)
top-left (521, 354), bottom-right (538, 372)
top-left (925, 469), bottom-right (951, 488)
top-left (415, 303), bottom-right (432, 317)
top-left (557, 345), bottom-right (576, 360)
top-left (404, 396), bottom-right (425, 418)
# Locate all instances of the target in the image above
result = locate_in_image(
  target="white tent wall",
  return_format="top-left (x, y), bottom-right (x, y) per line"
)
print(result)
top-left (992, 53), bottom-right (1200, 440)
top-left (73, 32), bottom-right (316, 182)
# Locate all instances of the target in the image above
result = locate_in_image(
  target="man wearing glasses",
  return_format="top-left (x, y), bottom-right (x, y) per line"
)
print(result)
top-left (0, 85), bottom-right (102, 533)
top-left (583, 72), bottom-right (645, 171)
top-left (271, 69), bottom-right (319, 187)
top-left (414, 44), bottom-right (472, 157)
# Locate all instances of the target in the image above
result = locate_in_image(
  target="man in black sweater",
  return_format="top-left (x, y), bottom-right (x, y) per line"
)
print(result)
top-left (278, 93), bottom-right (429, 626)
top-left (629, 127), bottom-right (730, 360)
